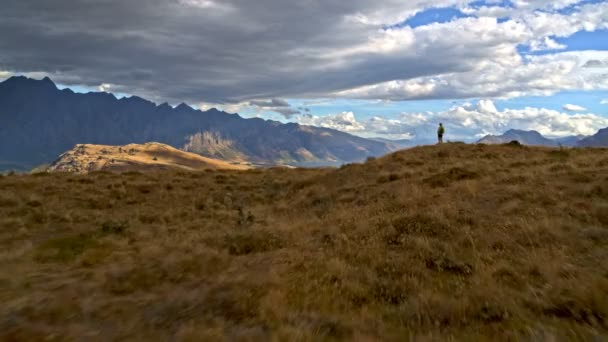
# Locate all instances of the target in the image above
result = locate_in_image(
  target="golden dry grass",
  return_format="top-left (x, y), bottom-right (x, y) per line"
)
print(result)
top-left (48, 142), bottom-right (250, 173)
top-left (1, 143), bottom-right (607, 341)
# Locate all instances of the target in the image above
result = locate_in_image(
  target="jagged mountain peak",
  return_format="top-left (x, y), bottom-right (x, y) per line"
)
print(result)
top-left (1, 75), bottom-right (57, 91)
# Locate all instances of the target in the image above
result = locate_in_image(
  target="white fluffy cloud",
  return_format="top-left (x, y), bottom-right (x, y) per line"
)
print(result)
top-left (298, 112), bottom-right (366, 132)
top-left (297, 100), bottom-right (608, 141)
top-left (197, 101), bottom-right (250, 114)
top-left (601, 99), bottom-right (608, 105)
top-left (529, 37), bottom-right (567, 52)
top-left (427, 101), bottom-right (608, 138)
top-left (98, 83), bottom-right (112, 92)
top-left (562, 104), bottom-right (587, 112)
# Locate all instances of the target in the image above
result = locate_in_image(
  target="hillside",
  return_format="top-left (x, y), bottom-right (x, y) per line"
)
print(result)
top-left (47, 143), bottom-right (249, 173)
top-left (0, 76), bottom-right (392, 170)
top-left (1, 143), bottom-right (607, 340)
top-left (579, 128), bottom-right (608, 147)
top-left (555, 135), bottom-right (588, 147)
top-left (370, 137), bottom-right (414, 150)
top-left (477, 129), bottom-right (557, 146)
top-left (477, 129), bottom-right (591, 147)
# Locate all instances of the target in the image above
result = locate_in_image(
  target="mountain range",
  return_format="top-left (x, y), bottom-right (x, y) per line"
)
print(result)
top-left (0, 77), bottom-right (393, 170)
top-left (2, 77), bottom-right (607, 172)
top-left (477, 129), bottom-right (595, 147)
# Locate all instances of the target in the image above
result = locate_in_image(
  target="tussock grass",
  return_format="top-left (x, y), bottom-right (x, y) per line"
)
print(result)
top-left (1, 144), bottom-right (608, 340)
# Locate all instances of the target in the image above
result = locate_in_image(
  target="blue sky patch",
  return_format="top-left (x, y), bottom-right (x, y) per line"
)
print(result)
top-left (555, 30), bottom-right (608, 52)
top-left (521, 30), bottom-right (608, 55)
top-left (388, 7), bottom-right (470, 29)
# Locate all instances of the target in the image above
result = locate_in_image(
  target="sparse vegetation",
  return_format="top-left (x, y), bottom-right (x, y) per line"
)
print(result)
top-left (1, 144), bottom-right (607, 340)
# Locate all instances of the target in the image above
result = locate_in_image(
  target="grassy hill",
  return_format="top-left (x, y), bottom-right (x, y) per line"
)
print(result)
top-left (47, 142), bottom-right (250, 173)
top-left (1, 143), bottom-right (607, 340)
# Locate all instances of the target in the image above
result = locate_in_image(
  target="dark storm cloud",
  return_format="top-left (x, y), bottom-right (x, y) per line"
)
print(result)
top-left (250, 99), bottom-right (291, 108)
top-left (273, 108), bottom-right (301, 118)
top-left (0, 0), bottom-right (505, 104)
top-left (250, 98), bottom-right (299, 118)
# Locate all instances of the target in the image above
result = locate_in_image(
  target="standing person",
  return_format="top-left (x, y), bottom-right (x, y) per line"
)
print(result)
top-left (437, 123), bottom-right (445, 144)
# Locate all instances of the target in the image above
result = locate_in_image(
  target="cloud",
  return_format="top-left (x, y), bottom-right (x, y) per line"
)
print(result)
top-left (298, 112), bottom-right (365, 132)
top-left (197, 101), bottom-right (249, 114)
top-left (583, 60), bottom-right (608, 68)
top-left (249, 98), bottom-right (299, 118)
top-left (401, 101), bottom-right (608, 139)
top-left (0, 0), bottom-right (606, 105)
top-left (562, 104), bottom-right (587, 112)
top-left (0, 71), bottom-right (13, 80)
top-left (529, 37), bottom-right (566, 52)
top-left (250, 99), bottom-right (290, 108)
top-left (297, 100), bottom-right (608, 141)
top-left (273, 107), bottom-right (300, 118)
top-left (601, 99), bottom-right (608, 105)
top-left (98, 83), bottom-right (112, 92)
top-left (297, 107), bottom-right (311, 113)
top-left (336, 50), bottom-right (608, 100)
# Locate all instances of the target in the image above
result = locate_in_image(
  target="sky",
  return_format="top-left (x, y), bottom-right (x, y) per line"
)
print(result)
top-left (1, 0), bottom-right (607, 141)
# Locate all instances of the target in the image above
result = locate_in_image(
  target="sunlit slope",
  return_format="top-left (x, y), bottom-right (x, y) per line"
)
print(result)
top-left (48, 142), bottom-right (249, 173)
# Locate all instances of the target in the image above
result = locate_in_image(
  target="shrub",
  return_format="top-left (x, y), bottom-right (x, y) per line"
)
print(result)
top-left (26, 199), bottom-right (42, 207)
top-left (223, 230), bottom-right (283, 255)
top-left (392, 214), bottom-right (452, 238)
top-left (505, 140), bottom-right (522, 147)
top-left (0, 195), bottom-right (18, 208)
top-left (101, 220), bottom-right (129, 235)
top-left (425, 256), bottom-right (474, 276)
top-left (35, 233), bottom-right (97, 263)
top-left (423, 167), bottom-right (479, 187)
top-left (549, 148), bottom-right (570, 161)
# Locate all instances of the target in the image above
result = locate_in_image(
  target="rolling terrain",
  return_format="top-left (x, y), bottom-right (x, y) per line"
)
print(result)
top-left (477, 129), bottom-right (587, 147)
top-left (1, 143), bottom-right (607, 340)
top-left (48, 143), bottom-right (249, 173)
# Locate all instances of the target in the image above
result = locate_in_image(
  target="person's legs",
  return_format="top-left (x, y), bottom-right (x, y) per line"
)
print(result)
top-left (438, 135), bottom-right (443, 144)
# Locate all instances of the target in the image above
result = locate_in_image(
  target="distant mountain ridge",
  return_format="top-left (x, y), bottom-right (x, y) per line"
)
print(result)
top-left (370, 137), bottom-right (413, 150)
top-left (554, 135), bottom-right (588, 147)
top-left (477, 129), bottom-right (589, 147)
top-left (578, 128), bottom-right (608, 147)
top-left (477, 129), bottom-right (557, 146)
top-left (0, 76), bottom-right (392, 170)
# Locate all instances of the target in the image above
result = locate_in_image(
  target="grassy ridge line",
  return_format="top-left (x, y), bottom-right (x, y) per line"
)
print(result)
top-left (47, 142), bottom-right (250, 173)
top-left (0, 143), bottom-right (607, 340)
